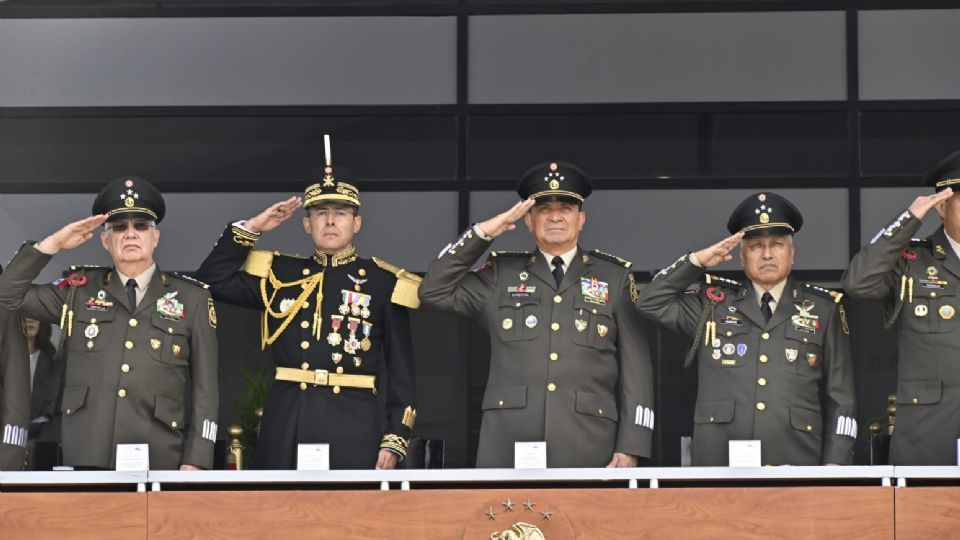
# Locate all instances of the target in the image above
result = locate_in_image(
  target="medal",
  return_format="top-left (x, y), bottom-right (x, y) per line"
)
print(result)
top-left (327, 315), bottom-right (344, 346)
top-left (786, 348), bottom-right (798, 362)
top-left (156, 292), bottom-right (185, 321)
top-left (354, 357), bottom-right (362, 367)
top-left (358, 294), bottom-right (372, 319)
top-left (807, 353), bottom-right (818, 367)
top-left (339, 290), bottom-right (352, 315)
top-left (597, 324), bottom-right (608, 337)
top-left (712, 349), bottom-right (722, 360)
top-left (915, 305), bottom-right (928, 317)
top-left (345, 318), bottom-right (361, 354)
top-left (502, 318), bottom-right (513, 330)
top-left (940, 305), bottom-right (955, 320)
top-left (361, 321), bottom-right (372, 352)
top-left (525, 315), bottom-right (538, 329)
top-left (722, 343), bottom-right (735, 356)
top-left (84, 323), bottom-right (99, 339)
top-left (574, 319), bottom-right (587, 332)
top-left (151, 338), bottom-right (161, 350)
top-left (332, 352), bottom-right (342, 365)
top-left (172, 344), bottom-right (182, 358)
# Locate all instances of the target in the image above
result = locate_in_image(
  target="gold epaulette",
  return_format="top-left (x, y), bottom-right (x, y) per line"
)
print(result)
top-left (590, 249), bottom-right (632, 268)
top-left (168, 272), bottom-right (210, 290)
top-left (372, 257), bottom-right (422, 309)
top-left (242, 250), bottom-right (274, 278)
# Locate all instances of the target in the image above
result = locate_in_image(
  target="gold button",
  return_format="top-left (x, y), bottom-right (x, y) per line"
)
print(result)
top-left (756, 402), bottom-right (766, 411)
top-left (802, 337), bottom-right (808, 343)
top-left (128, 319), bottom-right (138, 327)
top-left (90, 318), bottom-right (97, 324)
top-left (912, 398), bottom-right (919, 404)
top-left (66, 409), bottom-right (72, 415)
top-left (299, 382), bottom-right (307, 391)
top-left (124, 340), bottom-right (134, 350)
top-left (592, 309), bottom-right (597, 314)
top-left (302, 302), bottom-right (310, 309)
top-left (301, 362), bottom-right (310, 370)
top-left (168, 327), bottom-right (174, 334)
top-left (726, 331), bottom-right (733, 337)
top-left (498, 400), bottom-right (504, 407)
top-left (118, 389), bottom-right (127, 398)
top-left (171, 421), bottom-right (178, 429)
top-left (336, 366), bottom-right (344, 374)
top-left (598, 409), bottom-right (603, 415)
top-left (302, 268), bottom-right (311, 276)
top-left (121, 364), bottom-right (130, 373)
top-left (931, 292), bottom-right (937, 298)
top-left (758, 377), bottom-right (767, 386)
top-left (301, 320), bottom-right (310, 329)
top-left (547, 383), bottom-right (557, 392)
top-left (554, 295), bottom-right (562, 303)
top-left (301, 341), bottom-right (310, 350)
top-left (709, 416), bottom-right (715, 423)
top-left (806, 425), bottom-right (813, 432)
top-left (759, 354), bottom-right (768, 363)
top-left (551, 322), bottom-right (560, 331)
top-left (761, 332), bottom-right (770, 340)
top-left (549, 353), bottom-right (558, 361)
top-left (332, 386), bottom-right (341, 394)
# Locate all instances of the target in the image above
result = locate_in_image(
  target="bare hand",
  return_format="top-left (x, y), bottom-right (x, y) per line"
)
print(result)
top-left (907, 188), bottom-right (953, 220)
top-left (375, 449), bottom-right (399, 470)
top-left (245, 196), bottom-right (303, 234)
top-left (606, 452), bottom-right (638, 468)
top-left (36, 214), bottom-right (109, 255)
top-left (693, 231), bottom-right (745, 268)
top-left (477, 198), bottom-right (536, 239)
top-left (179, 464), bottom-right (202, 471)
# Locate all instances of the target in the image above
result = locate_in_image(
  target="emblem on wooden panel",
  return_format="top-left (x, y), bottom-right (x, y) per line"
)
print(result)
top-left (462, 495), bottom-right (574, 539)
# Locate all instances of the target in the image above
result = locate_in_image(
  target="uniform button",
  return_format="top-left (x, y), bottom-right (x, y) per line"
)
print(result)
top-left (118, 389), bottom-right (127, 398)
top-left (171, 421), bottom-right (178, 429)
top-left (128, 319), bottom-right (138, 327)
top-left (554, 295), bottom-right (562, 304)
top-left (756, 402), bottom-right (766, 411)
top-left (931, 292), bottom-right (937, 298)
top-left (515, 302), bottom-right (521, 308)
top-left (709, 416), bottom-right (715, 423)
top-left (301, 320), bottom-right (310, 329)
top-left (912, 397), bottom-right (919, 404)
top-left (301, 341), bottom-right (310, 350)
top-left (301, 362), bottom-right (310, 370)
top-left (121, 364), bottom-right (130, 373)
top-left (761, 332), bottom-right (770, 340)
top-left (726, 331), bottom-right (733, 337)
top-left (551, 322), bottom-right (560, 331)
top-left (124, 340), bottom-right (134, 350)
top-left (302, 268), bottom-right (311, 276)
top-left (498, 400), bottom-right (504, 407)
top-left (549, 353), bottom-right (558, 361)
top-left (299, 383), bottom-right (307, 391)
top-left (547, 383), bottom-right (557, 392)
top-left (336, 366), bottom-right (344, 374)
top-left (802, 337), bottom-right (808, 343)
top-left (758, 377), bottom-right (767, 386)
top-left (598, 409), bottom-right (603, 415)
top-left (805, 425), bottom-right (813, 432)
top-left (332, 386), bottom-right (341, 394)
top-left (65, 409), bottom-right (72, 415)
top-left (302, 302), bottom-right (310, 309)
top-left (168, 327), bottom-right (174, 334)
top-left (759, 354), bottom-right (768, 363)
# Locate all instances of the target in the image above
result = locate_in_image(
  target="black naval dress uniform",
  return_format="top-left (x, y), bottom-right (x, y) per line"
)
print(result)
top-left (420, 162), bottom-right (654, 468)
top-left (0, 178), bottom-right (220, 470)
top-left (196, 168), bottom-right (419, 470)
top-left (638, 193), bottom-right (857, 466)
top-left (844, 151), bottom-right (960, 465)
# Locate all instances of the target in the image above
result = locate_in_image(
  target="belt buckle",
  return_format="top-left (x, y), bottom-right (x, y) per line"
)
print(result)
top-left (314, 369), bottom-right (329, 386)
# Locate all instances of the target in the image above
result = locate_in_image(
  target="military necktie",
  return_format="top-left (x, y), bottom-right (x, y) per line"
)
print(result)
top-left (551, 256), bottom-right (564, 289)
top-left (126, 278), bottom-right (138, 312)
top-left (761, 291), bottom-right (774, 323)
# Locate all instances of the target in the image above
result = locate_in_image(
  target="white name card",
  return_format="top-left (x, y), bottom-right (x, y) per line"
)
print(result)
top-left (116, 443), bottom-right (150, 471)
top-left (297, 443), bottom-right (331, 471)
top-left (728, 440), bottom-right (762, 467)
top-left (514, 441), bottom-right (547, 469)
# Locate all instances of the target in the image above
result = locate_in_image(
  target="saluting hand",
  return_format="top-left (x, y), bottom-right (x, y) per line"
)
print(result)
top-left (245, 196), bottom-right (303, 234)
top-left (693, 231), bottom-right (745, 268)
top-left (36, 214), bottom-right (109, 255)
top-left (477, 198), bottom-right (536, 239)
top-left (907, 188), bottom-right (954, 220)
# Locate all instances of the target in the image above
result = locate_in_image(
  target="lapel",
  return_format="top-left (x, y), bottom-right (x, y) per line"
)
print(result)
top-left (102, 270), bottom-right (131, 314)
top-left (931, 228), bottom-right (960, 281)
top-left (135, 269), bottom-right (169, 317)
top-left (526, 252), bottom-right (558, 291)
top-left (766, 277), bottom-right (798, 331)
top-left (732, 283), bottom-right (765, 329)
top-left (558, 248), bottom-right (589, 295)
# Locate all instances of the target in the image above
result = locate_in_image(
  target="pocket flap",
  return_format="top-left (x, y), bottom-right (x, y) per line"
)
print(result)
top-left (896, 380), bottom-right (942, 405)
top-left (152, 310), bottom-right (190, 336)
top-left (154, 394), bottom-right (185, 427)
top-left (481, 386), bottom-right (527, 410)
top-left (788, 407), bottom-right (822, 435)
top-left (61, 386), bottom-right (88, 415)
top-left (693, 400), bottom-right (735, 424)
top-left (574, 391), bottom-right (619, 421)
top-left (74, 307), bottom-right (116, 324)
top-left (498, 296), bottom-right (540, 308)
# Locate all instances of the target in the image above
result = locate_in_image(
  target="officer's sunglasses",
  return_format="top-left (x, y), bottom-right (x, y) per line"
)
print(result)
top-left (105, 220), bottom-right (156, 233)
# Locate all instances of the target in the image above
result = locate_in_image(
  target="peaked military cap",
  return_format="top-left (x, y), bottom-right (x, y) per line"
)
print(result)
top-left (926, 149), bottom-right (960, 192)
top-left (517, 161), bottom-right (592, 204)
top-left (303, 134), bottom-right (361, 209)
top-left (727, 192), bottom-right (802, 238)
top-left (92, 176), bottom-right (166, 224)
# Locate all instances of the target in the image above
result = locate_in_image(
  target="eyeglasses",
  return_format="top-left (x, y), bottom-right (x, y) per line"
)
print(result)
top-left (311, 208), bottom-right (356, 220)
top-left (105, 220), bottom-right (156, 233)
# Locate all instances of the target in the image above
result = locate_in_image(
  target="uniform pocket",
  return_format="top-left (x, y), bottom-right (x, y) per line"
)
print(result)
top-left (149, 312), bottom-right (191, 367)
top-left (788, 406), bottom-right (822, 436)
top-left (497, 297), bottom-right (542, 342)
top-left (481, 386), bottom-right (528, 410)
top-left (71, 310), bottom-right (116, 354)
top-left (154, 394), bottom-right (185, 431)
top-left (896, 380), bottom-right (942, 405)
top-left (574, 391), bottom-right (618, 422)
top-left (711, 324), bottom-right (752, 369)
top-left (571, 297), bottom-right (617, 350)
top-left (693, 400), bottom-right (735, 424)
top-left (61, 385), bottom-right (89, 417)
top-left (783, 325), bottom-right (825, 375)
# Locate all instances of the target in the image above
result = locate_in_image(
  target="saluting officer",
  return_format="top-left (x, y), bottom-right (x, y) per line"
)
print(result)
top-left (0, 177), bottom-right (219, 470)
top-left (0, 301), bottom-right (30, 470)
top-left (637, 192), bottom-right (856, 466)
top-left (843, 150), bottom-right (960, 465)
top-left (196, 136), bottom-right (419, 470)
top-left (419, 161), bottom-right (654, 468)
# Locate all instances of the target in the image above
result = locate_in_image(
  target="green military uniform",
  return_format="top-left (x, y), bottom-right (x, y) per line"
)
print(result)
top-left (637, 192), bottom-right (857, 466)
top-left (420, 162), bottom-right (654, 468)
top-left (0, 307), bottom-right (30, 470)
top-left (0, 177), bottom-right (219, 470)
top-left (843, 150), bottom-right (960, 464)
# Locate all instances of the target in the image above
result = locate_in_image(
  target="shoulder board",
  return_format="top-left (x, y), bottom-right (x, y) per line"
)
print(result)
top-left (705, 273), bottom-right (741, 290)
top-left (168, 272), bottom-right (210, 290)
top-left (490, 250), bottom-right (530, 257)
top-left (372, 257), bottom-right (422, 309)
top-left (590, 249), bottom-right (632, 268)
top-left (803, 283), bottom-right (844, 304)
top-left (909, 238), bottom-right (932, 248)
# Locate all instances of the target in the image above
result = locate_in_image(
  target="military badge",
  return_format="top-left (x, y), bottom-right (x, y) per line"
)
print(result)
top-left (720, 315), bottom-right (742, 326)
top-left (332, 352), bottom-right (342, 365)
top-left (736, 344), bottom-right (747, 357)
top-left (84, 323), bottom-right (99, 339)
top-left (722, 343), bottom-right (735, 356)
top-left (85, 294), bottom-right (115, 312)
top-left (940, 305), bottom-right (955, 320)
top-left (344, 318), bottom-right (361, 353)
top-left (785, 348), bottom-right (798, 362)
top-left (354, 357), bottom-right (362, 367)
top-left (721, 359), bottom-right (737, 366)
top-left (728, 306), bottom-right (737, 313)
top-left (525, 315), bottom-right (538, 329)
top-left (156, 292), bottom-right (184, 321)
top-left (502, 318), bottom-right (514, 330)
top-left (508, 283), bottom-right (536, 297)
top-left (361, 321), bottom-right (373, 351)
top-left (151, 338), bottom-right (162, 350)
top-left (574, 319), bottom-right (587, 332)
top-left (580, 277), bottom-right (609, 305)
top-left (278, 297), bottom-right (295, 313)
top-left (915, 305), bottom-right (928, 317)
top-left (207, 298), bottom-right (218, 329)
top-left (172, 344), bottom-right (182, 358)
top-left (597, 324), bottom-right (608, 337)
top-left (791, 302), bottom-right (820, 333)
top-left (806, 353), bottom-right (818, 367)
top-left (712, 349), bottom-right (722, 360)
top-left (519, 272), bottom-right (529, 282)
top-left (936, 245), bottom-right (947, 256)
